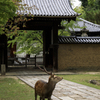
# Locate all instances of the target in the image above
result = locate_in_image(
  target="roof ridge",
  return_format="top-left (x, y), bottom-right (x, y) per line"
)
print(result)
top-left (79, 18), bottom-right (100, 28)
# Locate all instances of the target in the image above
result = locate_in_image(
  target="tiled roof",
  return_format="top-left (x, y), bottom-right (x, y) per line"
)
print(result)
top-left (72, 18), bottom-right (100, 32)
top-left (17, 0), bottom-right (80, 17)
top-left (58, 36), bottom-right (100, 44)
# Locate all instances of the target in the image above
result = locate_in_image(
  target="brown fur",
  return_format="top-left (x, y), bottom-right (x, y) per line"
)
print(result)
top-left (35, 74), bottom-right (63, 100)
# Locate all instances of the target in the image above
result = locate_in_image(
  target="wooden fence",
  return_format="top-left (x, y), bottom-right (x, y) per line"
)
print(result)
top-left (8, 55), bottom-right (43, 68)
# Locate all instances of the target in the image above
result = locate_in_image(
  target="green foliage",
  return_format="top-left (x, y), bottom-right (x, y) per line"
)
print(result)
top-left (0, 0), bottom-right (17, 34)
top-left (1, 0), bottom-right (42, 55)
top-left (87, 0), bottom-right (100, 9)
top-left (80, 0), bottom-right (100, 9)
top-left (82, 8), bottom-right (100, 24)
top-left (88, 0), bottom-right (95, 7)
top-left (8, 30), bottom-right (43, 55)
top-left (76, 0), bottom-right (100, 24)
top-left (79, 0), bottom-right (88, 7)
top-left (0, 0), bottom-right (33, 34)
top-left (83, 0), bottom-right (100, 24)
top-left (59, 18), bottom-right (83, 36)
top-left (74, 6), bottom-right (84, 16)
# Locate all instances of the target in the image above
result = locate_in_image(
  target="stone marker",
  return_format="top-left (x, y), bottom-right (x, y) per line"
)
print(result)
top-left (1, 64), bottom-right (6, 75)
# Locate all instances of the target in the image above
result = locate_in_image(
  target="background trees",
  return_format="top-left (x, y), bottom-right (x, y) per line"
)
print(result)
top-left (77, 0), bottom-right (100, 24)
top-left (79, 0), bottom-right (88, 7)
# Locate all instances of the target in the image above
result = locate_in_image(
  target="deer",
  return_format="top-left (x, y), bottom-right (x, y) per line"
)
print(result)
top-left (35, 64), bottom-right (63, 100)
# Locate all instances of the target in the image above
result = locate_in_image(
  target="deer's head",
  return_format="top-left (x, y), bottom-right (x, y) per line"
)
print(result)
top-left (49, 74), bottom-right (63, 83)
top-left (36, 64), bottom-right (63, 83)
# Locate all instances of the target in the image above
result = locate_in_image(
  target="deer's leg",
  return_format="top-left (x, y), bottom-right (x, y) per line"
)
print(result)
top-left (40, 97), bottom-right (44, 100)
top-left (35, 91), bottom-right (37, 100)
top-left (40, 97), bottom-right (45, 100)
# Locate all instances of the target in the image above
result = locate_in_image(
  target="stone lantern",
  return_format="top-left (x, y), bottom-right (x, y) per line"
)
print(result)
top-left (81, 22), bottom-right (89, 37)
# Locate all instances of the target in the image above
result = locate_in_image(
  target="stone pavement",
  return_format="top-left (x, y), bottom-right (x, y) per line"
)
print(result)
top-left (15, 71), bottom-right (100, 100)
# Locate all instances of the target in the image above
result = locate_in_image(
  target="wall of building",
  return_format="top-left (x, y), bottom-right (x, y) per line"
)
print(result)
top-left (58, 44), bottom-right (100, 71)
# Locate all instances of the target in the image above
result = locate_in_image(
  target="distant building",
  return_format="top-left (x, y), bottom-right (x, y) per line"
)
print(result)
top-left (71, 18), bottom-right (100, 36)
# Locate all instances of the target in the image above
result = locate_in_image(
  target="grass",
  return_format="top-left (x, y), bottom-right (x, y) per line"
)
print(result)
top-left (0, 74), bottom-right (100, 100)
top-left (0, 78), bottom-right (49, 100)
top-left (0, 78), bottom-right (38, 100)
top-left (58, 74), bottom-right (100, 89)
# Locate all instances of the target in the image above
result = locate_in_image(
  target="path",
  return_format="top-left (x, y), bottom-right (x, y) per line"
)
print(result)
top-left (16, 71), bottom-right (100, 100)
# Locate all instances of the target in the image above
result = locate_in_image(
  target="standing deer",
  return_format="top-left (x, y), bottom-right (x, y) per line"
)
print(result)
top-left (35, 64), bottom-right (63, 100)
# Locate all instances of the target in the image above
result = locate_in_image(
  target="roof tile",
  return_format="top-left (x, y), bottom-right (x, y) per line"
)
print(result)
top-left (58, 36), bottom-right (100, 44)
top-left (17, 0), bottom-right (80, 17)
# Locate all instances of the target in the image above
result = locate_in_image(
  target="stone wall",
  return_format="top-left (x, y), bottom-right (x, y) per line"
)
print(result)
top-left (58, 44), bottom-right (100, 71)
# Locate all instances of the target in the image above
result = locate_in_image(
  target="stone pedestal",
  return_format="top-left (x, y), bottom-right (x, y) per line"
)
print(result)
top-left (1, 64), bottom-right (6, 75)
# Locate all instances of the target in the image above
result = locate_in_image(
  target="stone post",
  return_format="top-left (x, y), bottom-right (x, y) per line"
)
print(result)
top-left (1, 64), bottom-right (6, 75)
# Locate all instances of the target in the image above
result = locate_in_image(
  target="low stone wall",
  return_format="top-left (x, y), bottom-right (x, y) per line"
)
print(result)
top-left (58, 44), bottom-right (100, 71)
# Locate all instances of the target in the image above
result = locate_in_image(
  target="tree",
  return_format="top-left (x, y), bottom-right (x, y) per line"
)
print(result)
top-left (74, 0), bottom-right (100, 24)
top-left (0, 0), bottom-right (17, 33)
top-left (81, 0), bottom-right (100, 24)
top-left (79, 0), bottom-right (88, 7)
top-left (0, 0), bottom-right (42, 56)
top-left (80, 0), bottom-right (100, 8)
top-left (58, 18), bottom-right (83, 36)
top-left (2, 0), bottom-right (42, 55)
top-left (8, 30), bottom-right (43, 55)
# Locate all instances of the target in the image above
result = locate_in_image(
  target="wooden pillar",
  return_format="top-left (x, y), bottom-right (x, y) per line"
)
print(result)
top-left (4, 35), bottom-right (8, 70)
top-left (35, 55), bottom-right (36, 68)
top-left (43, 22), bottom-right (59, 71)
top-left (52, 22), bottom-right (59, 71)
top-left (0, 35), bottom-right (8, 74)
top-left (25, 56), bottom-right (27, 68)
top-left (43, 29), bottom-right (52, 69)
top-left (0, 45), bottom-right (2, 69)
top-left (1, 47), bottom-right (6, 75)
